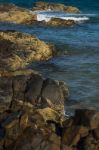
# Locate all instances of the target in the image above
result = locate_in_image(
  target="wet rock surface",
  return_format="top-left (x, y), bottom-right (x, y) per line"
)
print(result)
top-left (33, 1), bottom-right (80, 13)
top-left (47, 18), bottom-right (75, 27)
top-left (0, 31), bottom-right (57, 70)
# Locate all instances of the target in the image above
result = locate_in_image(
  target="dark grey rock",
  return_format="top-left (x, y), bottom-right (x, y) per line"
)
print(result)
top-left (41, 78), bottom-right (69, 105)
top-left (25, 74), bottom-right (44, 105)
top-left (0, 77), bottom-right (13, 112)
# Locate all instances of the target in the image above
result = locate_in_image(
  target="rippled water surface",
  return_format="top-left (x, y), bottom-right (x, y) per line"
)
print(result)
top-left (0, 0), bottom-right (99, 110)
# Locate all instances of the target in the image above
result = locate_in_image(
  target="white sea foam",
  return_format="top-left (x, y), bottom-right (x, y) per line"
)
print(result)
top-left (61, 16), bottom-right (89, 22)
top-left (36, 13), bottom-right (89, 23)
top-left (37, 14), bottom-right (51, 22)
top-left (30, 10), bottom-right (99, 23)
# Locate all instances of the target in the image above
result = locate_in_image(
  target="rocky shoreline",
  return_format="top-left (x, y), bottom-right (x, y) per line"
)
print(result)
top-left (0, 3), bottom-right (80, 27)
top-left (0, 69), bottom-right (99, 150)
top-left (0, 2), bottom-right (99, 150)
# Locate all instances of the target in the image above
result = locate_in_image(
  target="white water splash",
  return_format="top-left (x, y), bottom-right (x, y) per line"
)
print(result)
top-left (35, 11), bottom-right (90, 23)
top-left (37, 14), bottom-right (51, 22)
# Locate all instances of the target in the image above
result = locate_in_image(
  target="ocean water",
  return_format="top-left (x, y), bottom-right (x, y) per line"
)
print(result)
top-left (0, 0), bottom-right (99, 111)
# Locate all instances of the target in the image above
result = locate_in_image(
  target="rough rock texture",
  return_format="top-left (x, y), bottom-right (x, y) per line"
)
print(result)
top-left (0, 3), bottom-right (98, 150)
top-left (62, 109), bottom-right (99, 150)
top-left (0, 3), bottom-right (37, 24)
top-left (74, 109), bottom-right (99, 129)
top-left (0, 69), bottom-right (69, 112)
top-left (0, 31), bottom-right (56, 71)
top-left (0, 65), bottom-right (98, 150)
top-left (0, 69), bottom-right (68, 149)
top-left (47, 18), bottom-right (75, 27)
top-left (0, 96), bottom-right (98, 150)
top-left (0, 3), bottom-right (79, 27)
top-left (0, 70), bottom-right (98, 150)
top-left (33, 1), bottom-right (80, 13)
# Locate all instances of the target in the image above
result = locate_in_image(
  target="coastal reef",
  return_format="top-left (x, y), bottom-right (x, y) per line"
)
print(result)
top-left (0, 3), bottom-right (79, 27)
top-left (33, 1), bottom-right (80, 13)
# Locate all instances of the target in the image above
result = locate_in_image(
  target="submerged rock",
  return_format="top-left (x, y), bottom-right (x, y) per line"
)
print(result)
top-left (33, 1), bottom-right (80, 13)
top-left (0, 31), bottom-right (57, 71)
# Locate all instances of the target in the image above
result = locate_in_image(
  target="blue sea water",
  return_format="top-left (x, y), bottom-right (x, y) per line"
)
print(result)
top-left (0, 0), bottom-right (99, 111)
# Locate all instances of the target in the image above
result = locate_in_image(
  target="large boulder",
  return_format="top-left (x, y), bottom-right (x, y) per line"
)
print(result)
top-left (41, 78), bottom-right (69, 105)
top-left (0, 70), bottom-right (68, 150)
top-left (25, 73), bottom-right (44, 105)
top-left (0, 31), bottom-right (56, 71)
top-left (0, 69), bottom-right (69, 112)
top-left (33, 1), bottom-right (80, 13)
top-left (25, 75), bottom-right (69, 107)
top-left (0, 3), bottom-right (37, 24)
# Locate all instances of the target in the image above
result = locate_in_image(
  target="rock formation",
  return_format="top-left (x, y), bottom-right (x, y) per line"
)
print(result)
top-left (47, 18), bottom-right (75, 27)
top-left (0, 3), bottom-right (98, 150)
top-left (0, 31), bottom-right (57, 71)
top-left (0, 3), bottom-right (37, 25)
top-left (33, 2), bottom-right (80, 13)
top-left (0, 3), bottom-right (79, 27)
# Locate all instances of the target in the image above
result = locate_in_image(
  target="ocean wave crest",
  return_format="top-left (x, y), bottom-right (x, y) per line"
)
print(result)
top-left (36, 13), bottom-right (89, 23)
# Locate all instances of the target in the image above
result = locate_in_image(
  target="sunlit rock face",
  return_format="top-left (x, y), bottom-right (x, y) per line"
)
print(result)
top-left (33, 1), bottom-right (80, 13)
top-left (0, 3), bottom-right (79, 27)
top-left (0, 3), bottom-right (37, 24)
top-left (0, 31), bottom-right (57, 71)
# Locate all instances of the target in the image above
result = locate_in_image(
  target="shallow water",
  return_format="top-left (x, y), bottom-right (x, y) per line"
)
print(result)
top-left (0, 0), bottom-right (99, 111)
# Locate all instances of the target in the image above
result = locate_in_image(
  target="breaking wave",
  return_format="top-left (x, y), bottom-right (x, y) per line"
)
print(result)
top-left (33, 10), bottom-right (91, 23)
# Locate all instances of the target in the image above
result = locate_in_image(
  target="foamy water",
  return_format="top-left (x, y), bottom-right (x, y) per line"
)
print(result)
top-left (32, 10), bottom-right (90, 23)
top-left (36, 14), bottom-right (89, 23)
